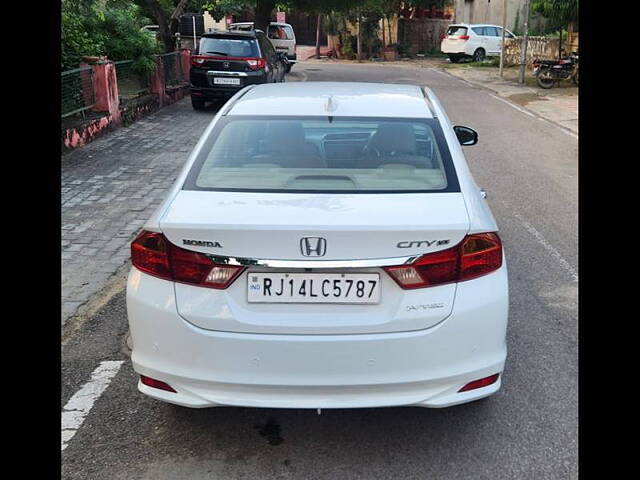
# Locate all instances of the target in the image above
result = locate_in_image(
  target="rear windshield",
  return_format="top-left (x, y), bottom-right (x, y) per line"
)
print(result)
top-left (229, 24), bottom-right (253, 31)
top-left (447, 26), bottom-right (468, 36)
top-left (198, 36), bottom-right (259, 57)
top-left (183, 116), bottom-right (459, 193)
top-left (268, 25), bottom-right (294, 40)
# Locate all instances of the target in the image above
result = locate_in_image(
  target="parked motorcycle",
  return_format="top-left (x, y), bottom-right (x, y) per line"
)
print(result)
top-left (533, 52), bottom-right (578, 89)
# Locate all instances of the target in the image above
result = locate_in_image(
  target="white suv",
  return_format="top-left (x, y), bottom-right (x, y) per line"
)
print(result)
top-left (229, 22), bottom-right (297, 72)
top-left (127, 82), bottom-right (509, 410)
top-left (441, 24), bottom-right (516, 63)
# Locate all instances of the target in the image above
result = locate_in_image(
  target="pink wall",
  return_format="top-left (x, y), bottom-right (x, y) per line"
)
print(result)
top-left (63, 54), bottom-right (191, 152)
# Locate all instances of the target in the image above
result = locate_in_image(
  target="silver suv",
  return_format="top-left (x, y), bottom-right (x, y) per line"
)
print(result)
top-left (229, 22), bottom-right (297, 72)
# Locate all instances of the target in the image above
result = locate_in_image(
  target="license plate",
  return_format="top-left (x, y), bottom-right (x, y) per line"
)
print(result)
top-left (213, 77), bottom-right (240, 85)
top-left (247, 273), bottom-right (380, 304)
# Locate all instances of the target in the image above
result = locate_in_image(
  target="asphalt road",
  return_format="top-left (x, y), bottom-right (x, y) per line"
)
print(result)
top-left (62, 61), bottom-right (578, 479)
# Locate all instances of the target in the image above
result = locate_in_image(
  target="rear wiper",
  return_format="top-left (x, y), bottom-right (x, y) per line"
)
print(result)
top-left (205, 51), bottom-right (228, 56)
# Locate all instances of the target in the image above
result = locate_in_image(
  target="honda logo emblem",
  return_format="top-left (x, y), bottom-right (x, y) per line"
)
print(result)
top-left (300, 237), bottom-right (327, 257)
top-left (223, 61), bottom-right (230, 69)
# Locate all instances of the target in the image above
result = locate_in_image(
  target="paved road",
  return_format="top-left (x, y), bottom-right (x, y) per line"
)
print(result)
top-left (62, 62), bottom-right (577, 479)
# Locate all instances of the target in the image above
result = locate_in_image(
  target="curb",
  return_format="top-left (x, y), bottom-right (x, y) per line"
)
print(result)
top-left (438, 67), bottom-right (578, 137)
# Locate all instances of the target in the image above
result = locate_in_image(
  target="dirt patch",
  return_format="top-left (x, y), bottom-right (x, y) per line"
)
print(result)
top-left (508, 93), bottom-right (548, 107)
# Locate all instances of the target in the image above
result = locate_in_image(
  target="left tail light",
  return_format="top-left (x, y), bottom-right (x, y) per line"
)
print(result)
top-left (384, 232), bottom-right (502, 289)
top-left (131, 231), bottom-right (245, 289)
top-left (191, 55), bottom-right (210, 66)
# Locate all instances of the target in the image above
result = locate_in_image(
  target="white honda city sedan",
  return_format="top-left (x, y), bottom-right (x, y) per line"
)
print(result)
top-left (127, 82), bottom-right (509, 409)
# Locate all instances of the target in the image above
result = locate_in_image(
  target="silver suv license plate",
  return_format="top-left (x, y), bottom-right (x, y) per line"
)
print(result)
top-left (247, 273), bottom-right (380, 304)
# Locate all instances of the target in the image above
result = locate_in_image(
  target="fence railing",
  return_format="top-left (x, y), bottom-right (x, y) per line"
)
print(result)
top-left (158, 52), bottom-right (185, 88)
top-left (114, 60), bottom-right (149, 103)
top-left (61, 66), bottom-right (95, 119)
top-left (61, 51), bottom-right (189, 120)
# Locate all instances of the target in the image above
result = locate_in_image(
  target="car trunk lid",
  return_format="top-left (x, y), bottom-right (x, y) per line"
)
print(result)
top-left (160, 190), bottom-right (470, 334)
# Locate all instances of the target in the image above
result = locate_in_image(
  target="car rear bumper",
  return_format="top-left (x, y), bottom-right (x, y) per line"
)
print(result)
top-left (441, 47), bottom-right (467, 55)
top-left (127, 265), bottom-right (508, 409)
top-left (440, 41), bottom-right (467, 55)
top-left (190, 69), bottom-right (267, 98)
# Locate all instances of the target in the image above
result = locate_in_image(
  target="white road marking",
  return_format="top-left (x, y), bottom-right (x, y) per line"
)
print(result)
top-left (489, 93), bottom-right (535, 117)
top-left (61, 360), bottom-right (124, 451)
top-left (489, 93), bottom-right (578, 139)
top-left (508, 208), bottom-right (578, 282)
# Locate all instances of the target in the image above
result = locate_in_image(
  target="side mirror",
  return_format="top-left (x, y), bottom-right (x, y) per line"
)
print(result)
top-left (453, 125), bottom-right (478, 146)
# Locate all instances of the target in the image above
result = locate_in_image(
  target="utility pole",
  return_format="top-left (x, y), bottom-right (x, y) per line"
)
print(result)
top-left (315, 13), bottom-right (321, 59)
top-left (518, 0), bottom-right (531, 84)
top-left (356, 10), bottom-right (362, 61)
top-left (499, 0), bottom-right (507, 77)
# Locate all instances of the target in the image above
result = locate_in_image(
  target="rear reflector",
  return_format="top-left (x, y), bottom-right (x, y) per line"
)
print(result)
top-left (140, 375), bottom-right (177, 393)
top-left (459, 35), bottom-right (470, 40)
top-left (131, 231), bottom-right (245, 289)
top-left (384, 232), bottom-right (502, 289)
top-left (458, 374), bottom-right (500, 392)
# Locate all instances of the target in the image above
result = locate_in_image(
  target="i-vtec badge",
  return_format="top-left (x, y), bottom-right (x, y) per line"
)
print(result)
top-left (397, 239), bottom-right (450, 248)
top-left (183, 239), bottom-right (222, 248)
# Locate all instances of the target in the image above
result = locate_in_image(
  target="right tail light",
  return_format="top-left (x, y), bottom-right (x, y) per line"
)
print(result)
top-left (384, 232), bottom-right (502, 289)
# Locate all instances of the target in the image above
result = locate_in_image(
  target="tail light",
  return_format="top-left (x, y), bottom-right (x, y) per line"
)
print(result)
top-left (140, 375), bottom-right (177, 393)
top-left (459, 35), bottom-right (470, 40)
top-left (384, 232), bottom-right (502, 289)
top-left (191, 55), bottom-right (266, 70)
top-left (458, 373), bottom-right (500, 392)
top-left (191, 55), bottom-right (210, 66)
top-left (131, 231), bottom-right (245, 289)
top-left (246, 58), bottom-right (266, 70)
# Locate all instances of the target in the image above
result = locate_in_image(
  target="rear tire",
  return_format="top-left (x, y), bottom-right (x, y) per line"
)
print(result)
top-left (472, 48), bottom-right (486, 62)
top-left (191, 96), bottom-right (205, 110)
top-left (536, 70), bottom-right (555, 89)
top-left (448, 54), bottom-right (461, 63)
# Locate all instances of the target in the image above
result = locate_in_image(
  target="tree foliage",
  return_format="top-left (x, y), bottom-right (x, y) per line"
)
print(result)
top-left (531, 0), bottom-right (578, 28)
top-left (62, 0), bottom-right (160, 71)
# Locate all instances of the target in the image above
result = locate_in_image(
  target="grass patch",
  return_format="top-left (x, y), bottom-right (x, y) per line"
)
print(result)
top-left (469, 58), bottom-right (501, 67)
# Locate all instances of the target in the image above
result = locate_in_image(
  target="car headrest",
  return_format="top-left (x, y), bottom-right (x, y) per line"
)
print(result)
top-left (369, 123), bottom-right (416, 154)
top-left (263, 121), bottom-right (307, 152)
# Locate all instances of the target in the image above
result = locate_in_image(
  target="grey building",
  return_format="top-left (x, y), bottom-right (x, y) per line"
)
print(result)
top-left (453, 0), bottom-right (546, 33)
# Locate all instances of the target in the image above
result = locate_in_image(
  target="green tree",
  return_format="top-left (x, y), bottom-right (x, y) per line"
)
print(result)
top-left (531, 0), bottom-right (578, 27)
top-left (531, 0), bottom-right (578, 56)
top-left (62, 0), bottom-right (160, 71)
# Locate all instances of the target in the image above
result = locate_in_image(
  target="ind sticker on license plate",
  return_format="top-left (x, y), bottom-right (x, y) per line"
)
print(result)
top-left (247, 273), bottom-right (381, 304)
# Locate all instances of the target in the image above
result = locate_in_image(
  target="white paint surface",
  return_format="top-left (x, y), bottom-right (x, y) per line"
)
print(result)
top-left (61, 360), bottom-right (124, 451)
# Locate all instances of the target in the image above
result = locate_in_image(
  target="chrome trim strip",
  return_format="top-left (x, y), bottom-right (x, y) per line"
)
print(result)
top-left (207, 70), bottom-right (249, 77)
top-left (421, 87), bottom-right (438, 118)
top-left (204, 254), bottom-right (419, 269)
